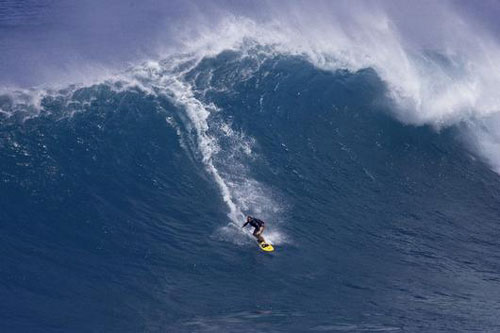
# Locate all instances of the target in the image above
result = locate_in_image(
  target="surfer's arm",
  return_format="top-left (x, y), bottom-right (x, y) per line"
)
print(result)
top-left (242, 221), bottom-right (249, 228)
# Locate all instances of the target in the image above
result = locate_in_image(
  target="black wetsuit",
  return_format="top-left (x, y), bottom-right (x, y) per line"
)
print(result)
top-left (243, 217), bottom-right (265, 230)
top-left (243, 216), bottom-right (266, 243)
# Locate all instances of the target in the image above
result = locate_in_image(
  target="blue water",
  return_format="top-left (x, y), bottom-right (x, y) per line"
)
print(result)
top-left (2, 47), bottom-right (500, 332)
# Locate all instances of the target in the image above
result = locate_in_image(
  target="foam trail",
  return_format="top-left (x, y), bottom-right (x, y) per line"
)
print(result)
top-left (168, 75), bottom-right (243, 223)
top-left (129, 56), bottom-right (286, 244)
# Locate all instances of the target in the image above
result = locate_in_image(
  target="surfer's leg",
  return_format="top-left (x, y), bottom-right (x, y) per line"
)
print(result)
top-left (254, 226), bottom-right (265, 243)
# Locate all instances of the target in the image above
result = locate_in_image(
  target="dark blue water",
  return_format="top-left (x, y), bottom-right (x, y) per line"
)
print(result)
top-left (2, 49), bottom-right (500, 332)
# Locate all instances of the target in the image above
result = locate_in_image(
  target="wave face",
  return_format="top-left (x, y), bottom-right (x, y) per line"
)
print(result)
top-left (2, 45), bottom-right (500, 331)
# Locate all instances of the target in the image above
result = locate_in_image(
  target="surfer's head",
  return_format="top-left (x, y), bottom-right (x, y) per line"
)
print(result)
top-left (246, 215), bottom-right (252, 222)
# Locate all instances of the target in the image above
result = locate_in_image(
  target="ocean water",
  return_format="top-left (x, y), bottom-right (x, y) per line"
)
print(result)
top-left (2, 2), bottom-right (500, 332)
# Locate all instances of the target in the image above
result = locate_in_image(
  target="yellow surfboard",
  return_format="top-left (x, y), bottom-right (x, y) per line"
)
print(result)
top-left (258, 240), bottom-right (274, 252)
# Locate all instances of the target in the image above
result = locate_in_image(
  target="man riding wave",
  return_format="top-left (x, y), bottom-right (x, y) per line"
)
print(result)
top-left (242, 215), bottom-right (266, 243)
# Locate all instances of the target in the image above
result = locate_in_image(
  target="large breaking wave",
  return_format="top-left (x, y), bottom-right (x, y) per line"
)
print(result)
top-left (3, 1), bottom-right (500, 174)
top-left (2, 3), bottom-right (500, 331)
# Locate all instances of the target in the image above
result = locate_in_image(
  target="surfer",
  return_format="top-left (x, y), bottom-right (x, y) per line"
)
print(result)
top-left (242, 216), bottom-right (266, 243)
